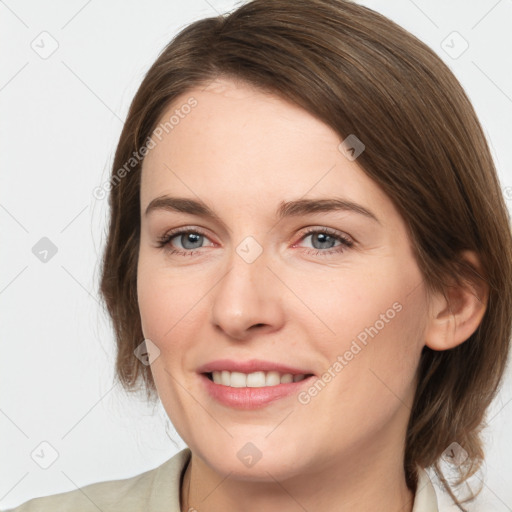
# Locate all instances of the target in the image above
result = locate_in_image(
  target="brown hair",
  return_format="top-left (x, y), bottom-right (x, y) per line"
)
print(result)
top-left (99, 0), bottom-right (512, 507)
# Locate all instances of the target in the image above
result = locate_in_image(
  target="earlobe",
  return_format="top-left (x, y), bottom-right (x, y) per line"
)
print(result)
top-left (424, 251), bottom-right (488, 351)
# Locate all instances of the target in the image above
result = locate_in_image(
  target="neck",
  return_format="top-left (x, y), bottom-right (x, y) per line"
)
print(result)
top-left (180, 441), bottom-right (414, 512)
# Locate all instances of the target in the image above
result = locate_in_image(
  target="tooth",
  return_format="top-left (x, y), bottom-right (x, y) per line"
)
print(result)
top-left (230, 371), bottom-right (247, 387)
top-left (209, 370), bottom-right (309, 387)
top-left (221, 370), bottom-right (231, 386)
top-left (265, 371), bottom-right (281, 386)
top-left (247, 371), bottom-right (266, 387)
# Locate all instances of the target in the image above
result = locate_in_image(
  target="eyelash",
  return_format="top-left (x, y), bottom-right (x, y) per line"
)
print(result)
top-left (156, 226), bottom-right (354, 257)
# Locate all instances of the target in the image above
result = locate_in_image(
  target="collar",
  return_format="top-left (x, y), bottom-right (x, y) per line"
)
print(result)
top-left (412, 466), bottom-right (439, 511)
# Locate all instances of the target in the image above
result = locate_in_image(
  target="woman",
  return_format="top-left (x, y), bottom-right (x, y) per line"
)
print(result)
top-left (6, 0), bottom-right (511, 511)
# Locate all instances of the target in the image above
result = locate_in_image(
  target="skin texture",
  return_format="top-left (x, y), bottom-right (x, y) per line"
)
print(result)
top-left (137, 78), bottom-right (487, 512)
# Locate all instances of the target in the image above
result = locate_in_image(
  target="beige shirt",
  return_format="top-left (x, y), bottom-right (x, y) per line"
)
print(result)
top-left (4, 448), bottom-right (439, 511)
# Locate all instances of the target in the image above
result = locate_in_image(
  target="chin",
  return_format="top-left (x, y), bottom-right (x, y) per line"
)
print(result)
top-left (193, 438), bottom-right (311, 482)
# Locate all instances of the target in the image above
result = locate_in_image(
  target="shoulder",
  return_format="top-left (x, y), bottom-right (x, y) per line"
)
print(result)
top-left (3, 448), bottom-right (191, 512)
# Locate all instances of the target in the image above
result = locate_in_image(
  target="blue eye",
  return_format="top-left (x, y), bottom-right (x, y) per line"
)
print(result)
top-left (156, 228), bottom-right (213, 256)
top-left (173, 232), bottom-right (204, 250)
top-left (296, 227), bottom-right (353, 256)
top-left (156, 226), bottom-right (353, 257)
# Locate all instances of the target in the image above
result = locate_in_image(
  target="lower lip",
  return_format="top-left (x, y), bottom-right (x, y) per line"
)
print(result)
top-left (199, 373), bottom-right (315, 409)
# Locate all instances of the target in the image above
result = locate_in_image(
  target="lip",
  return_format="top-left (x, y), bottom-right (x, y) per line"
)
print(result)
top-left (196, 358), bottom-right (314, 375)
top-left (197, 359), bottom-right (316, 410)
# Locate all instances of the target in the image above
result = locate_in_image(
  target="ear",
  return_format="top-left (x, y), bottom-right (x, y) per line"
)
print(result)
top-left (424, 251), bottom-right (488, 351)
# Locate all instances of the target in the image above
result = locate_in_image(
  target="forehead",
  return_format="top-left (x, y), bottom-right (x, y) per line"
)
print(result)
top-left (139, 78), bottom-right (392, 221)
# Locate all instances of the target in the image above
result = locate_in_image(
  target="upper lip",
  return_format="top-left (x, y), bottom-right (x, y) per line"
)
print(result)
top-left (197, 359), bottom-right (315, 376)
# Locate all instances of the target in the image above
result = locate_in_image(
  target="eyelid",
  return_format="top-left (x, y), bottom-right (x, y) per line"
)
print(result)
top-left (158, 225), bottom-right (353, 242)
top-left (156, 225), bottom-right (355, 256)
top-left (293, 226), bottom-right (354, 247)
top-left (156, 225), bottom-right (215, 247)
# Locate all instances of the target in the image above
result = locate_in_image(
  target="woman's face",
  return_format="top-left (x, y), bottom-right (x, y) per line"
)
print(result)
top-left (137, 77), bottom-right (429, 480)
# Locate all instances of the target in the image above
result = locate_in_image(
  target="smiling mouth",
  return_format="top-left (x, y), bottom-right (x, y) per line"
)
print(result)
top-left (203, 370), bottom-right (315, 388)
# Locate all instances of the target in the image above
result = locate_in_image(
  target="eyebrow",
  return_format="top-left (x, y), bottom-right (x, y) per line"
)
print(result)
top-left (144, 196), bottom-right (380, 224)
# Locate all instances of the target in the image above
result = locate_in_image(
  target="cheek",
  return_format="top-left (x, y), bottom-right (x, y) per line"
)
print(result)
top-left (303, 257), bottom-right (426, 404)
top-left (288, 260), bottom-right (418, 348)
top-left (136, 261), bottom-right (195, 410)
top-left (365, 286), bottom-right (427, 401)
top-left (136, 255), bottom-right (208, 357)
top-left (137, 267), bottom-right (169, 340)
top-left (136, 251), bottom-right (183, 347)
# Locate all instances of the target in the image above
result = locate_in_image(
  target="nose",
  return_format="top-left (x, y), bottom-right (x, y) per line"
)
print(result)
top-left (210, 246), bottom-right (285, 341)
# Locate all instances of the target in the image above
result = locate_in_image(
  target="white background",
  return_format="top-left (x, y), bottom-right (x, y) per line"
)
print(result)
top-left (1, 0), bottom-right (511, 510)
